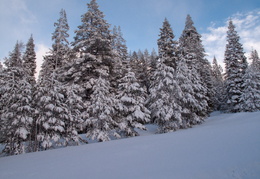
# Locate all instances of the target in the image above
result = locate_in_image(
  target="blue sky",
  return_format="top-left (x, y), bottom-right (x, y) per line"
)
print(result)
top-left (0, 0), bottom-right (260, 75)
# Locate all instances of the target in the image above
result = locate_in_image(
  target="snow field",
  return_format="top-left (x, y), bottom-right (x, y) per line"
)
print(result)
top-left (0, 111), bottom-right (259, 179)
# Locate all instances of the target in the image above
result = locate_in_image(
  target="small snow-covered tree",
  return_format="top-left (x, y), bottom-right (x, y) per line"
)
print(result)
top-left (115, 66), bottom-right (150, 136)
top-left (250, 49), bottom-right (260, 71)
top-left (240, 66), bottom-right (260, 112)
top-left (224, 20), bottom-right (248, 112)
top-left (0, 42), bottom-right (34, 155)
top-left (240, 50), bottom-right (260, 112)
top-left (85, 71), bottom-right (118, 142)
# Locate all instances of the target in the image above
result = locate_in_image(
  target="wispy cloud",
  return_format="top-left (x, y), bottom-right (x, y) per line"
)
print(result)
top-left (202, 9), bottom-right (260, 66)
top-left (0, 0), bottom-right (38, 59)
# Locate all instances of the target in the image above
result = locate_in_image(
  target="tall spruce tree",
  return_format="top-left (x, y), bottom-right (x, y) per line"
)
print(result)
top-left (224, 20), bottom-right (248, 112)
top-left (149, 19), bottom-right (183, 133)
top-left (66, 0), bottom-right (118, 141)
top-left (51, 9), bottom-right (71, 68)
top-left (178, 15), bottom-right (208, 122)
top-left (0, 42), bottom-right (33, 155)
top-left (33, 9), bottom-right (73, 151)
top-left (23, 35), bottom-right (37, 86)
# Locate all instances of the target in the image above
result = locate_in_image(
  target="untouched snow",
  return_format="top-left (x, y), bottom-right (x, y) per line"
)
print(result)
top-left (0, 111), bottom-right (260, 179)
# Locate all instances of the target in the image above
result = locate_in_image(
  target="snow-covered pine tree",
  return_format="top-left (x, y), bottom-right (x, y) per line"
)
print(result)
top-left (240, 65), bottom-right (260, 112)
top-left (0, 62), bottom-right (3, 71)
top-left (72, 0), bottom-right (113, 60)
top-left (148, 49), bottom-right (158, 89)
top-left (149, 60), bottom-right (183, 133)
top-left (175, 57), bottom-right (201, 127)
top-left (112, 26), bottom-right (128, 60)
top-left (65, 0), bottom-right (118, 141)
top-left (157, 18), bottom-right (177, 69)
top-left (51, 9), bottom-right (71, 68)
top-left (85, 70), bottom-right (119, 142)
top-left (148, 19), bottom-right (183, 133)
top-left (34, 60), bottom-right (69, 151)
top-left (64, 83), bottom-right (85, 145)
top-left (224, 20), bottom-right (248, 112)
top-left (133, 49), bottom-right (151, 93)
top-left (110, 26), bottom-right (128, 90)
top-left (66, 0), bottom-right (114, 101)
top-left (0, 61), bottom-right (3, 143)
top-left (23, 35), bottom-right (36, 86)
top-left (178, 14), bottom-right (208, 122)
top-left (211, 56), bottom-right (225, 110)
top-left (250, 49), bottom-right (260, 71)
top-left (240, 50), bottom-right (260, 112)
top-left (33, 9), bottom-right (74, 151)
top-left (115, 64), bottom-right (150, 137)
top-left (0, 42), bottom-right (34, 155)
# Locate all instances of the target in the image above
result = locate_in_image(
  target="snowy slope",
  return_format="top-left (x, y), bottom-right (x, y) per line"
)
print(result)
top-left (0, 111), bottom-right (259, 179)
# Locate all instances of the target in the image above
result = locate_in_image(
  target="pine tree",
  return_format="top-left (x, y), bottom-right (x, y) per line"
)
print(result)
top-left (175, 58), bottom-right (201, 127)
top-left (250, 49), bottom-right (260, 71)
top-left (240, 66), bottom-right (260, 112)
top-left (34, 62), bottom-right (69, 151)
top-left (51, 9), bottom-right (71, 69)
top-left (0, 62), bottom-right (3, 71)
top-left (23, 35), bottom-right (37, 85)
top-left (72, 0), bottom-right (113, 60)
top-left (112, 26), bottom-right (128, 60)
top-left (178, 14), bottom-right (208, 121)
top-left (64, 83), bottom-right (85, 145)
top-left (224, 20), bottom-right (248, 112)
top-left (157, 18), bottom-right (177, 69)
top-left (148, 19), bottom-right (182, 133)
top-left (115, 65), bottom-right (150, 136)
top-left (110, 26), bottom-right (128, 90)
top-left (0, 42), bottom-right (33, 155)
top-left (149, 60), bottom-right (183, 132)
top-left (211, 56), bottom-right (225, 110)
top-left (240, 50), bottom-right (260, 112)
top-left (85, 72), bottom-right (118, 142)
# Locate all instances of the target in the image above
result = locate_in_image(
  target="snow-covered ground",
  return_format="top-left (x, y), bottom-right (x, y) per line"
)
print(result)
top-left (0, 111), bottom-right (259, 179)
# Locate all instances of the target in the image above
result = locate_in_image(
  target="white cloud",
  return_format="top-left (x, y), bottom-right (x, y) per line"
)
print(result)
top-left (35, 44), bottom-right (49, 79)
top-left (202, 9), bottom-right (260, 67)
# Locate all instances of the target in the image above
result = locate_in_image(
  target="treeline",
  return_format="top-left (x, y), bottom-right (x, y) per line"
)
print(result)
top-left (0, 0), bottom-right (259, 156)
